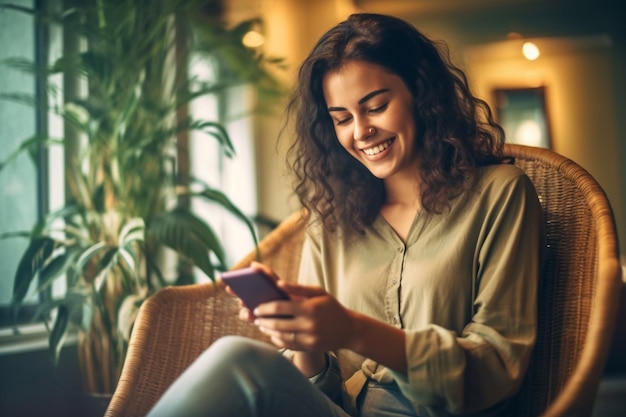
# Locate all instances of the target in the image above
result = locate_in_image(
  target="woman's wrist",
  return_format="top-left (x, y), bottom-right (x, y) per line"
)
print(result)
top-left (292, 350), bottom-right (327, 377)
top-left (344, 309), bottom-right (367, 353)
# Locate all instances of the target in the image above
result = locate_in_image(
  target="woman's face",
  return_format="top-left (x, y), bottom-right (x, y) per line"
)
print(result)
top-left (322, 60), bottom-right (419, 180)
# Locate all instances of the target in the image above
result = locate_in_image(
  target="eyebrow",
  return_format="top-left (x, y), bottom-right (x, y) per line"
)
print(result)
top-left (327, 88), bottom-right (390, 112)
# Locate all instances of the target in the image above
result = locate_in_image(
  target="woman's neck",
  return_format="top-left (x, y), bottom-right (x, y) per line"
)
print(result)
top-left (383, 170), bottom-right (421, 210)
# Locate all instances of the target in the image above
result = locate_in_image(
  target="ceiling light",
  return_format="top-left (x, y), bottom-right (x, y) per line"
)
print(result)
top-left (242, 30), bottom-right (265, 48)
top-left (522, 42), bottom-right (540, 61)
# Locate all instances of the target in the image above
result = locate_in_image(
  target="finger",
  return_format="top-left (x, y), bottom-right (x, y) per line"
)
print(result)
top-left (278, 282), bottom-right (327, 298)
top-left (258, 326), bottom-right (300, 349)
top-left (253, 298), bottom-right (297, 319)
top-left (250, 261), bottom-right (281, 282)
top-left (254, 314), bottom-right (299, 331)
top-left (238, 307), bottom-right (255, 322)
top-left (224, 285), bottom-right (237, 297)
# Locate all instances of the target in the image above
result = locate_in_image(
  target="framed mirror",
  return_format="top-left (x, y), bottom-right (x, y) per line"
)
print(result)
top-left (493, 87), bottom-right (551, 148)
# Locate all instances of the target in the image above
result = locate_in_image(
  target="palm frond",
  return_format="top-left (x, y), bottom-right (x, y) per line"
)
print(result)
top-left (151, 208), bottom-right (225, 278)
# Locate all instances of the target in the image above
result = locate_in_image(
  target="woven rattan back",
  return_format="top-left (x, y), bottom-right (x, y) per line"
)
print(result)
top-left (503, 144), bottom-right (621, 416)
top-left (104, 145), bottom-right (621, 417)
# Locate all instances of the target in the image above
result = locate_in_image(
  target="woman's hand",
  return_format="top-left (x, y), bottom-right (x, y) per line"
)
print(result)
top-left (226, 262), bottom-right (407, 375)
top-left (225, 262), bottom-right (342, 376)
top-left (226, 262), bottom-right (355, 352)
top-left (224, 262), bottom-right (283, 323)
top-left (253, 275), bottom-right (357, 378)
top-left (253, 281), bottom-right (357, 353)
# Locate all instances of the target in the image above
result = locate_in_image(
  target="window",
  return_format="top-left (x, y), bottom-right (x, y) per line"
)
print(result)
top-left (188, 55), bottom-right (259, 276)
top-left (0, 0), bottom-right (52, 327)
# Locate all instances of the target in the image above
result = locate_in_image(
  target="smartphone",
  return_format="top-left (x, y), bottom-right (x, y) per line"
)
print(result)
top-left (220, 267), bottom-right (291, 315)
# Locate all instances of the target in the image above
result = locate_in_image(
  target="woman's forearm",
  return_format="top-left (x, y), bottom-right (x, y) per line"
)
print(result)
top-left (346, 310), bottom-right (407, 375)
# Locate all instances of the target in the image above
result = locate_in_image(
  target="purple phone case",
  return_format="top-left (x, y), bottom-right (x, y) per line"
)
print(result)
top-left (220, 267), bottom-right (290, 312)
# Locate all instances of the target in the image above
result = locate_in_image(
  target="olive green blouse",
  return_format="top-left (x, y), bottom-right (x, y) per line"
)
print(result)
top-left (297, 163), bottom-right (545, 416)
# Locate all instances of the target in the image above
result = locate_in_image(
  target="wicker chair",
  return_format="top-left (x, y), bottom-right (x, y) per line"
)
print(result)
top-left (104, 144), bottom-right (622, 417)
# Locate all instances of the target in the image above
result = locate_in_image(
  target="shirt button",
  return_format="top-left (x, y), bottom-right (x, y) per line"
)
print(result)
top-left (392, 279), bottom-right (397, 284)
top-left (398, 247), bottom-right (403, 253)
top-left (392, 317), bottom-right (398, 324)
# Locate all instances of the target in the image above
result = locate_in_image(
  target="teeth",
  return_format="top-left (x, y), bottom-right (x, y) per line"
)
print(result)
top-left (363, 139), bottom-right (392, 156)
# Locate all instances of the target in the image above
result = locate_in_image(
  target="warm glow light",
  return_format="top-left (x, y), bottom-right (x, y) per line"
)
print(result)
top-left (242, 30), bottom-right (265, 48)
top-left (522, 42), bottom-right (540, 60)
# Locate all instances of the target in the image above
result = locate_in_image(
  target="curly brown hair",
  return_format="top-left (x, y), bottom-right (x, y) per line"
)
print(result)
top-left (285, 13), bottom-right (507, 234)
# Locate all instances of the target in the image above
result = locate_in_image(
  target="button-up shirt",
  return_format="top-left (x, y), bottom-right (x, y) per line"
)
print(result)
top-left (297, 163), bottom-right (545, 416)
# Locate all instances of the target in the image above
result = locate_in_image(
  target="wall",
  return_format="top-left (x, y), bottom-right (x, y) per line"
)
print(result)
top-left (464, 35), bottom-right (623, 245)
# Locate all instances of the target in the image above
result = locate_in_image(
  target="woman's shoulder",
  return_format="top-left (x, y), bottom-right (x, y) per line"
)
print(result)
top-left (478, 162), bottom-right (530, 188)
top-left (480, 162), bottom-right (525, 178)
top-left (473, 163), bottom-right (538, 203)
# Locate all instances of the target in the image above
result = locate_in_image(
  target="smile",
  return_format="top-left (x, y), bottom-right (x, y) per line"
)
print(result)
top-left (363, 139), bottom-right (394, 156)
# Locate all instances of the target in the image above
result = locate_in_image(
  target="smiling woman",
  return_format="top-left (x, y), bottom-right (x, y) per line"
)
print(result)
top-left (145, 13), bottom-right (544, 417)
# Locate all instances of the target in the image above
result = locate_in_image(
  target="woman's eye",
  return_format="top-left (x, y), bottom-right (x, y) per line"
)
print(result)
top-left (369, 103), bottom-right (388, 114)
top-left (336, 116), bottom-right (352, 125)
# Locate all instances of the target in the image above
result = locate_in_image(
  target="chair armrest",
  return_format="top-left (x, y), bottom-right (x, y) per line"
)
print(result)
top-left (104, 281), bottom-right (268, 417)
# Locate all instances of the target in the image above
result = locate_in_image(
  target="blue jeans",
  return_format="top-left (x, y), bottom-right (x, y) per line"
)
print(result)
top-left (146, 335), bottom-right (419, 417)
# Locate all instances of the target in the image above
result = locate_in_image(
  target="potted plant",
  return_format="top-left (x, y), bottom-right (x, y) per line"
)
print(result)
top-left (0, 0), bottom-right (282, 396)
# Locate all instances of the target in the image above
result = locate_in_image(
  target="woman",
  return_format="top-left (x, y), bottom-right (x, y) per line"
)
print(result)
top-left (147, 13), bottom-right (544, 417)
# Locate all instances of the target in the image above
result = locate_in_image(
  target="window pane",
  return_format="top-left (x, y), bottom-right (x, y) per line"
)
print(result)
top-left (189, 56), bottom-right (258, 274)
top-left (0, 0), bottom-right (38, 309)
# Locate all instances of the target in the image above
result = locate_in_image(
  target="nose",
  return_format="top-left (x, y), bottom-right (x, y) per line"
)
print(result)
top-left (354, 124), bottom-right (376, 141)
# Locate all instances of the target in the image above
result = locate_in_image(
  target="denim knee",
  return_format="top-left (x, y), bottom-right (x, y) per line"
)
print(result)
top-left (203, 335), bottom-right (280, 374)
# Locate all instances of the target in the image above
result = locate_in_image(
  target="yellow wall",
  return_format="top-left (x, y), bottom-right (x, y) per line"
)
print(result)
top-left (464, 36), bottom-right (624, 246)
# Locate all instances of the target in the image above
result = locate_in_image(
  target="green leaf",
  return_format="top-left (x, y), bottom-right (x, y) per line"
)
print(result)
top-left (33, 290), bottom-right (89, 324)
top-left (49, 305), bottom-right (70, 367)
top-left (94, 247), bottom-right (118, 292)
top-left (0, 134), bottom-right (63, 172)
top-left (73, 241), bottom-right (108, 285)
top-left (40, 204), bottom-right (81, 233)
top-left (188, 184), bottom-right (259, 253)
top-left (151, 209), bottom-right (223, 279)
top-left (0, 231), bottom-right (32, 240)
top-left (116, 246), bottom-right (138, 281)
top-left (12, 237), bottom-right (56, 305)
top-left (0, 3), bottom-right (36, 15)
top-left (118, 217), bottom-right (145, 245)
top-left (0, 91), bottom-right (37, 107)
top-left (193, 121), bottom-right (236, 157)
top-left (81, 298), bottom-right (94, 334)
top-left (144, 254), bottom-right (167, 288)
top-left (117, 293), bottom-right (144, 341)
top-left (37, 248), bottom-right (80, 292)
top-left (113, 82), bottom-right (142, 139)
